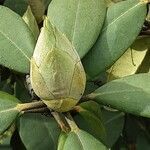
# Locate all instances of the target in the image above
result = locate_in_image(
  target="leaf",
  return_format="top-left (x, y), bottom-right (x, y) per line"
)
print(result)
top-left (63, 129), bottom-right (107, 150)
top-left (83, 82), bottom-right (99, 95)
top-left (14, 79), bottom-right (32, 103)
top-left (0, 124), bottom-right (15, 146)
top-left (131, 37), bottom-right (150, 73)
top-left (107, 46), bottom-right (148, 81)
top-left (101, 109), bottom-right (124, 147)
top-left (19, 113), bottom-right (61, 150)
top-left (43, 0), bottom-right (52, 8)
top-left (28, 0), bottom-right (45, 23)
top-left (22, 6), bottom-right (40, 41)
top-left (0, 79), bottom-right (14, 94)
top-left (4, 0), bottom-right (28, 16)
top-left (105, 0), bottom-right (114, 7)
top-left (73, 101), bottom-right (106, 144)
top-left (48, 0), bottom-right (106, 58)
top-left (137, 132), bottom-right (150, 150)
top-left (0, 6), bottom-right (36, 73)
top-left (0, 91), bottom-right (21, 135)
top-left (82, 0), bottom-right (147, 78)
top-left (87, 73), bottom-right (150, 118)
top-left (30, 18), bottom-right (86, 112)
top-left (11, 130), bottom-right (26, 150)
top-left (57, 132), bottom-right (68, 150)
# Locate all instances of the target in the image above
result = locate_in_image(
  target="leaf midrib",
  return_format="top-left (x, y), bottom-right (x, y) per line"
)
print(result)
top-left (0, 30), bottom-right (30, 61)
top-left (71, 0), bottom-right (80, 43)
top-left (102, 1), bottom-right (142, 33)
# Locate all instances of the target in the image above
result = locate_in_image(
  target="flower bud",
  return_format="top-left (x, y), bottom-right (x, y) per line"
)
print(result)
top-left (30, 18), bottom-right (86, 112)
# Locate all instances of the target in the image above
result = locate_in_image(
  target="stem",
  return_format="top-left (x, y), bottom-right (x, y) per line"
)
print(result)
top-left (24, 107), bottom-right (49, 113)
top-left (17, 101), bottom-right (46, 112)
top-left (65, 113), bottom-right (79, 132)
top-left (81, 94), bottom-right (93, 101)
top-left (51, 112), bottom-right (70, 133)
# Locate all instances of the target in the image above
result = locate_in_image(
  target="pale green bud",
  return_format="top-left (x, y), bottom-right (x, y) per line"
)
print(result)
top-left (30, 18), bottom-right (86, 112)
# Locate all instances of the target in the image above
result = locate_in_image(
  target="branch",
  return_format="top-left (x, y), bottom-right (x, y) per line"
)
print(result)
top-left (17, 101), bottom-right (46, 112)
top-left (51, 112), bottom-right (70, 133)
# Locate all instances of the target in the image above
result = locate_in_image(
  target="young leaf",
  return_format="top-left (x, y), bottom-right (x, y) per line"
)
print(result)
top-left (62, 129), bottom-right (107, 150)
top-left (30, 18), bottom-right (86, 112)
top-left (87, 73), bottom-right (150, 118)
top-left (22, 6), bottom-right (40, 41)
top-left (48, 0), bottom-right (106, 58)
top-left (0, 6), bottom-right (35, 73)
top-left (0, 91), bottom-right (21, 135)
top-left (82, 0), bottom-right (147, 78)
top-left (19, 113), bottom-right (61, 150)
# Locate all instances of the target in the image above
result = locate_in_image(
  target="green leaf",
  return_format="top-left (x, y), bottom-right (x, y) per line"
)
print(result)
top-left (4, 0), bottom-right (28, 16)
top-left (28, 0), bottom-right (45, 23)
top-left (107, 46), bottom-right (148, 81)
top-left (22, 6), bottom-right (40, 41)
top-left (57, 132), bottom-right (68, 150)
top-left (0, 124), bottom-right (15, 146)
top-left (131, 36), bottom-right (150, 74)
top-left (101, 109), bottom-right (124, 147)
top-left (74, 101), bottom-right (106, 143)
top-left (4, 0), bottom-right (51, 18)
top-left (82, 0), bottom-right (147, 78)
top-left (63, 130), bottom-right (107, 150)
top-left (14, 79), bottom-right (32, 103)
top-left (0, 79), bottom-right (14, 94)
top-left (19, 113), bottom-right (61, 150)
top-left (0, 6), bottom-right (36, 73)
top-left (48, 0), bottom-right (106, 58)
top-left (0, 91), bottom-right (21, 135)
top-left (43, 0), bottom-right (52, 8)
top-left (105, 0), bottom-right (114, 7)
top-left (84, 82), bottom-right (99, 95)
top-left (137, 132), bottom-right (150, 150)
top-left (87, 73), bottom-right (150, 118)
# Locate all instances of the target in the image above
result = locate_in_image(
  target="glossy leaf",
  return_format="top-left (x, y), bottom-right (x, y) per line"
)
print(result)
top-left (22, 6), bottom-right (40, 41)
top-left (74, 101), bottom-right (106, 143)
top-left (63, 130), bottom-right (107, 150)
top-left (30, 18), bottom-right (86, 112)
top-left (19, 113), bottom-right (61, 150)
top-left (87, 73), bottom-right (150, 118)
top-left (0, 6), bottom-right (35, 73)
top-left (82, 0), bottom-right (147, 78)
top-left (48, 0), bottom-right (106, 58)
top-left (0, 91), bottom-right (21, 135)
